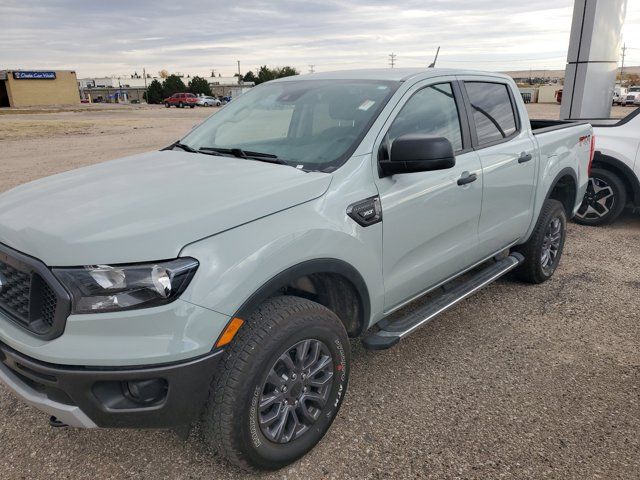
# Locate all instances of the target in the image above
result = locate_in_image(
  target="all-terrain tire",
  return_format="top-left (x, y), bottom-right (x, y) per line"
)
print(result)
top-left (202, 296), bottom-right (350, 471)
top-left (574, 168), bottom-right (627, 226)
top-left (514, 199), bottom-right (567, 284)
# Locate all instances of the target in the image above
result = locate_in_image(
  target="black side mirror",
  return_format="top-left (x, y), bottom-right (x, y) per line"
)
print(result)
top-left (380, 134), bottom-right (456, 177)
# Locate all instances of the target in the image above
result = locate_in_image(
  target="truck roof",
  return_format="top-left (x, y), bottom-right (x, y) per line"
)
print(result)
top-left (274, 68), bottom-right (513, 83)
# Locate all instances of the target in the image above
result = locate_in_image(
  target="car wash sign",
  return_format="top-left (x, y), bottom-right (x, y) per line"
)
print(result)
top-left (13, 71), bottom-right (56, 80)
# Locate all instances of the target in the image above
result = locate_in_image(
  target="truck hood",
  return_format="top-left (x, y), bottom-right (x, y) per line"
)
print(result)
top-left (0, 150), bottom-right (332, 265)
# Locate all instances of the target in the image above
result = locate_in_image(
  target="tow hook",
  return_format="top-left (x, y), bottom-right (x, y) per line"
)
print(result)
top-left (49, 416), bottom-right (68, 428)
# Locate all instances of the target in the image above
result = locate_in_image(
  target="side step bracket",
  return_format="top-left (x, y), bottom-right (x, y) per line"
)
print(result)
top-left (362, 253), bottom-right (524, 350)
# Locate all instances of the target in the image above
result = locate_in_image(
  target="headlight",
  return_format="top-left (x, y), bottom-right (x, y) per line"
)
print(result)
top-left (53, 258), bottom-right (199, 314)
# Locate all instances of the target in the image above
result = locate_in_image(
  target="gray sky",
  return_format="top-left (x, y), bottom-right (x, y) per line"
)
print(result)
top-left (1, 0), bottom-right (639, 78)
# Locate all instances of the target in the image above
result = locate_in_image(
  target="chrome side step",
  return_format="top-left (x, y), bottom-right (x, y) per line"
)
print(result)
top-left (362, 253), bottom-right (524, 350)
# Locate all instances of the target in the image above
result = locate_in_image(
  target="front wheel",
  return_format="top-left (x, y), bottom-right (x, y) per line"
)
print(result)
top-left (514, 199), bottom-right (567, 284)
top-left (574, 168), bottom-right (626, 226)
top-left (203, 296), bottom-right (350, 471)
top-left (165, 102), bottom-right (170, 108)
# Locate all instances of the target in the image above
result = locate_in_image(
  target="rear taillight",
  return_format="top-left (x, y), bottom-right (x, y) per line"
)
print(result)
top-left (588, 134), bottom-right (596, 175)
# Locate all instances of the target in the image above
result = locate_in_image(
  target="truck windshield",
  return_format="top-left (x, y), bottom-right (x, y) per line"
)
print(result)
top-left (180, 79), bottom-right (399, 172)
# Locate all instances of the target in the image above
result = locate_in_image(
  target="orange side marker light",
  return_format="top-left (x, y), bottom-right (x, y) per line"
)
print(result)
top-left (215, 317), bottom-right (245, 347)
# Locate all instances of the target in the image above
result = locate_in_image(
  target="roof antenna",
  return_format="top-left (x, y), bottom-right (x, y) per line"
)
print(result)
top-left (428, 46), bottom-right (440, 68)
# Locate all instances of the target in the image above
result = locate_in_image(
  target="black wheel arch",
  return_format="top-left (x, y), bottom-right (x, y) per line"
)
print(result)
top-left (546, 167), bottom-right (578, 217)
top-left (233, 259), bottom-right (371, 338)
top-left (592, 152), bottom-right (640, 206)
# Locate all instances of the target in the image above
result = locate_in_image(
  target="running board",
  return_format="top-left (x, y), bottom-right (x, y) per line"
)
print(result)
top-left (362, 253), bottom-right (524, 350)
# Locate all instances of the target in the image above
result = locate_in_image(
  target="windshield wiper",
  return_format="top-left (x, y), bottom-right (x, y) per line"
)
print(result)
top-left (166, 141), bottom-right (223, 157)
top-left (168, 141), bottom-right (198, 153)
top-left (199, 147), bottom-right (291, 166)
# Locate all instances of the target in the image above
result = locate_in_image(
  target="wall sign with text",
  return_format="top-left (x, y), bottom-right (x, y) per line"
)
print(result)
top-left (13, 71), bottom-right (57, 80)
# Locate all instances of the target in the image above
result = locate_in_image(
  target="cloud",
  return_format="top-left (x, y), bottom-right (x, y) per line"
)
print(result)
top-left (0, 0), bottom-right (637, 77)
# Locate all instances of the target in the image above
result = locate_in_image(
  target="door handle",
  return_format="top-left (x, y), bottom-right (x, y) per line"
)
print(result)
top-left (457, 171), bottom-right (477, 186)
top-left (518, 152), bottom-right (533, 163)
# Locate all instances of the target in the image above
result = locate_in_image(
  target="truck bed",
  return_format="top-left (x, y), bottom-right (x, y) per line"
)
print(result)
top-left (530, 119), bottom-right (590, 135)
top-left (532, 106), bottom-right (640, 131)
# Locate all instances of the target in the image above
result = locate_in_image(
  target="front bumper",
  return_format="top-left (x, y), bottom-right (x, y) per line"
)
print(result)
top-left (0, 341), bottom-right (224, 429)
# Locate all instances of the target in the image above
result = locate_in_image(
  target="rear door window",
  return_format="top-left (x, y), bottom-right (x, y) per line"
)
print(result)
top-left (464, 82), bottom-right (518, 146)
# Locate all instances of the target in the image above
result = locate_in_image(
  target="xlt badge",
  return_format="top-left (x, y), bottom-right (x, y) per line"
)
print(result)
top-left (347, 196), bottom-right (382, 227)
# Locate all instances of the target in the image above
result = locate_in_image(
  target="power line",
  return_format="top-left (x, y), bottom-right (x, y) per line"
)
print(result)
top-left (388, 53), bottom-right (396, 68)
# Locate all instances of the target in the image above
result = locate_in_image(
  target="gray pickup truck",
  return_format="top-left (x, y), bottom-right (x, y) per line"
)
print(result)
top-left (0, 69), bottom-right (593, 470)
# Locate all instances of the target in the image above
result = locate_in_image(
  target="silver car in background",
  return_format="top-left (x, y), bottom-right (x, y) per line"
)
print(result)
top-left (196, 95), bottom-right (222, 107)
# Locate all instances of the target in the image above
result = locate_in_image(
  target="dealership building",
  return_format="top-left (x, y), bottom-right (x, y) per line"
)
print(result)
top-left (0, 70), bottom-right (80, 107)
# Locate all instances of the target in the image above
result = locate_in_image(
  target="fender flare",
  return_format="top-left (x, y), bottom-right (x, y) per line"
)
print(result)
top-left (592, 152), bottom-right (640, 206)
top-left (233, 258), bottom-right (371, 336)
top-left (545, 167), bottom-right (578, 200)
top-left (544, 167), bottom-right (579, 215)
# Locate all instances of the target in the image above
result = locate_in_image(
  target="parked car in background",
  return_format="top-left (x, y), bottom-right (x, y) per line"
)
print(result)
top-left (621, 86), bottom-right (640, 106)
top-left (575, 108), bottom-right (640, 225)
top-left (0, 69), bottom-right (592, 471)
top-left (164, 93), bottom-right (198, 108)
top-left (613, 86), bottom-right (628, 105)
top-left (196, 96), bottom-right (222, 107)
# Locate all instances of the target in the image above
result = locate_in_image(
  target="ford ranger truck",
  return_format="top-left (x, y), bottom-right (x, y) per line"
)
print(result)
top-left (0, 69), bottom-right (593, 471)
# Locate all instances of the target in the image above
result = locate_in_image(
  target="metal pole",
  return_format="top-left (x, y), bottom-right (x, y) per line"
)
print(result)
top-left (560, 0), bottom-right (628, 119)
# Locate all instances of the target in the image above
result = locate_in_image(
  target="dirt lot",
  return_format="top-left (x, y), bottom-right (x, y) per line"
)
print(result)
top-left (0, 104), bottom-right (638, 479)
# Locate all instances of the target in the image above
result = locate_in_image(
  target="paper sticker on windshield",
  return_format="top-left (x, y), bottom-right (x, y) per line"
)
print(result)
top-left (358, 100), bottom-right (376, 111)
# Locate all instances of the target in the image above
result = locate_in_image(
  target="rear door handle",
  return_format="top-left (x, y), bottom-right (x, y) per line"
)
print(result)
top-left (457, 171), bottom-right (477, 186)
top-left (518, 152), bottom-right (533, 163)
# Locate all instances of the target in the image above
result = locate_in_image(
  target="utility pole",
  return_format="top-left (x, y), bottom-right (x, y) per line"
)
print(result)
top-left (620, 43), bottom-right (627, 84)
top-left (308, 64), bottom-right (315, 74)
top-left (237, 60), bottom-right (241, 77)
top-left (389, 53), bottom-right (396, 68)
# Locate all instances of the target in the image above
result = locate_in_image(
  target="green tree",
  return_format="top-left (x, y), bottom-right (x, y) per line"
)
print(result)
top-left (162, 74), bottom-right (187, 96)
top-left (145, 79), bottom-right (165, 104)
top-left (254, 66), bottom-right (300, 85)
top-left (256, 65), bottom-right (276, 85)
top-left (276, 66), bottom-right (299, 78)
top-left (243, 71), bottom-right (256, 83)
top-left (188, 76), bottom-right (212, 96)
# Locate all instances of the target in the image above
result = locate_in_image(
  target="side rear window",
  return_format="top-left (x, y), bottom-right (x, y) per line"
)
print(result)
top-left (464, 82), bottom-right (518, 146)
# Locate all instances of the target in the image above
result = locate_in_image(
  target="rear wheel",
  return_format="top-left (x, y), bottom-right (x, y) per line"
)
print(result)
top-left (514, 199), bottom-right (567, 284)
top-left (203, 296), bottom-right (350, 471)
top-left (574, 168), bottom-right (626, 226)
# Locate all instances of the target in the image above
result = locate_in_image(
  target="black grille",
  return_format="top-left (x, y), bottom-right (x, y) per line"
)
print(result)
top-left (0, 243), bottom-right (70, 339)
top-left (40, 284), bottom-right (58, 327)
top-left (0, 261), bottom-right (31, 323)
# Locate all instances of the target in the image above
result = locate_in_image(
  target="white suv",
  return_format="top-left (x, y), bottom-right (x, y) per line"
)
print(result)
top-left (575, 108), bottom-right (640, 225)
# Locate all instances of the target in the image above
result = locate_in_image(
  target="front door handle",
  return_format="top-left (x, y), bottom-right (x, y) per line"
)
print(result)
top-left (457, 171), bottom-right (478, 186)
top-left (518, 152), bottom-right (533, 163)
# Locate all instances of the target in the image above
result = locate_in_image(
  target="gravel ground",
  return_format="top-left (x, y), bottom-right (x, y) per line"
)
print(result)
top-left (0, 104), bottom-right (638, 479)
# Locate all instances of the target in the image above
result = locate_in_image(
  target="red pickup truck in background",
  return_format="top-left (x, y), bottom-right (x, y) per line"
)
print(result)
top-left (164, 93), bottom-right (198, 108)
